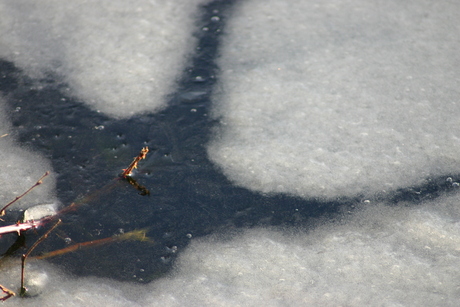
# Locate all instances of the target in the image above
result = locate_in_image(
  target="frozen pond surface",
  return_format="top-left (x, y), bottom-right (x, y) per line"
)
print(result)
top-left (1, 0), bottom-right (460, 306)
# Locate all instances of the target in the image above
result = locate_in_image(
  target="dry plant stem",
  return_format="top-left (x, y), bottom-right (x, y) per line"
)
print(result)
top-left (0, 220), bottom-right (42, 236)
top-left (35, 236), bottom-right (116, 259)
top-left (35, 229), bottom-right (151, 259)
top-left (20, 219), bottom-right (61, 296)
top-left (0, 171), bottom-right (50, 216)
top-left (0, 284), bottom-right (15, 301)
top-left (121, 147), bottom-right (149, 177)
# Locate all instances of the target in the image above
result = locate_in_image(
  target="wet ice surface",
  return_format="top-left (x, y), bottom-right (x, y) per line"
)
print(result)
top-left (1, 0), bottom-right (460, 306)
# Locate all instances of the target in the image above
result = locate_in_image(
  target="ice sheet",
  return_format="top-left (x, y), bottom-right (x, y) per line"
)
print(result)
top-left (1, 0), bottom-right (460, 306)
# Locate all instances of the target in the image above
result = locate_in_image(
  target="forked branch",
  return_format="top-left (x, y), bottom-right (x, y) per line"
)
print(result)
top-left (0, 285), bottom-right (15, 302)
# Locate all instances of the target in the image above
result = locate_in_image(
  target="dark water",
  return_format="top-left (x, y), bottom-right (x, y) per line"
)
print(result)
top-left (0, 0), bottom-right (458, 283)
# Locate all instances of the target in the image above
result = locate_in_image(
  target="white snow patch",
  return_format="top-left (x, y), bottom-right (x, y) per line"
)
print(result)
top-left (208, 0), bottom-right (460, 199)
top-left (0, 0), bottom-right (209, 118)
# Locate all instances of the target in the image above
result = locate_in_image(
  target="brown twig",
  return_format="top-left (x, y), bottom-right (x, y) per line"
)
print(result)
top-left (0, 171), bottom-right (50, 216)
top-left (121, 147), bottom-right (149, 177)
top-left (20, 219), bottom-right (61, 296)
top-left (0, 284), bottom-right (15, 301)
top-left (0, 220), bottom-right (43, 236)
top-left (35, 228), bottom-right (151, 259)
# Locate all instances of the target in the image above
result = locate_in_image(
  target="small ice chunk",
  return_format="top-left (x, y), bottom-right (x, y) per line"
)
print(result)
top-left (22, 204), bottom-right (56, 222)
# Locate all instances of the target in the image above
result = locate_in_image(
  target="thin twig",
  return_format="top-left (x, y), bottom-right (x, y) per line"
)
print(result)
top-left (0, 284), bottom-right (15, 301)
top-left (35, 228), bottom-right (151, 259)
top-left (121, 147), bottom-right (149, 177)
top-left (0, 220), bottom-right (43, 236)
top-left (0, 171), bottom-right (50, 216)
top-left (20, 219), bottom-right (61, 296)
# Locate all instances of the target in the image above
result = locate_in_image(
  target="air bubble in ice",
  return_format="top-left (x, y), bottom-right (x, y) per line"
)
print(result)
top-left (194, 76), bottom-right (205, 82)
